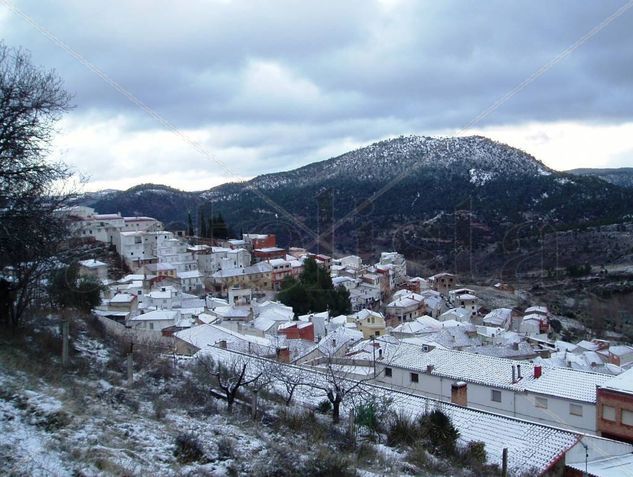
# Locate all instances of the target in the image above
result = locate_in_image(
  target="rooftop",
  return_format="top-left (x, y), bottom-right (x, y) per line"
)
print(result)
top-left (385, 347), bottom-right (613, 403)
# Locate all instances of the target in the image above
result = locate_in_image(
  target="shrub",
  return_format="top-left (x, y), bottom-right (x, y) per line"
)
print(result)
top-left (461, 441), bottom-right (487, 467)
top-left (302, 449), bottom-right (356, 477)
top-left (217, 436), bottom-right (235, 460)
top-left (278, 408), bottom-right (317, 432)
top-left (355, 402), bottom-right (378, 434)
top-left (386, 412), bottom-right (420, 447)
top-left (174, 433), bottom-right (206, 464)
top-left (316, 399), bottom-right (332, 414)
top-left (153, 396), bottom-right (167, 420)
top-left (419, 410), bottom-right (460, 457)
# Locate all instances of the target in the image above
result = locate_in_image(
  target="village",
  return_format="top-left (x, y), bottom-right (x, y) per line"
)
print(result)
top-left (53, 205), bottom-right (633, 475)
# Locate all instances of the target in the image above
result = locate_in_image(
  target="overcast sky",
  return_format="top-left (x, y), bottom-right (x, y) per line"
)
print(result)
top-left (2, 0), bottom-right (633, 191)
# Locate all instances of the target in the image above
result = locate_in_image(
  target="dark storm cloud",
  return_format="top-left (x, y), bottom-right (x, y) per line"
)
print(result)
top-left (2, 0), bottom-right (632, 186)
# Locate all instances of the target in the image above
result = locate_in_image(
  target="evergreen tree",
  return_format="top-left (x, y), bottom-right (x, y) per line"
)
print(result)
top-left (198, 210), bottom-right (207, 238)
top-left (278, 257), bottom-right (351, 316)
top-left (187, 211), bottom-right (194, 237)
top-left (48, 263), bottom-right (103, 313)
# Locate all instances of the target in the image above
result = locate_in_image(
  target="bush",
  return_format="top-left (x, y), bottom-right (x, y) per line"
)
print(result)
top-left (174, 433), bottom-right (206, 464)
top-left (419, 409), bottom-right (460, 457)
top-left (302, 449), bottom-right (356, 477)
top-left (459, 441), bottom-right (487, 467)
top-left (153, 396), bottom-right (167, 420)
top-left (217, 436), bottom-right (235, 460)
top-left (386, 412), bottom-right (420, 447)
top-left (355, 402), bottom-right (378, 434)
top-left (278, 408), bottom-right (317, 432)
top-left (316, 399), bottom-right (332, 414)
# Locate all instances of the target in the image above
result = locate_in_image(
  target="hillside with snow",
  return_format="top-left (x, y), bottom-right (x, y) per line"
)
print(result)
top-left (78, 135), bottom-right (633, 274)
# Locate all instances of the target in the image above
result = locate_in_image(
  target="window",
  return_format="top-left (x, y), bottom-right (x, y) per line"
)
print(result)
top-left (603, 405), bottom-right (616, 421)
top-left (149, 323), bottom-right (154, 330)
top-left (410, 372), bottom-right (419, 383)
top-left (570, 404), bottom-right (583, 417)
top-left (535, 397), bottom-right (548, 409)
top-left (385, 367), bottom-right (392, 378)
top-left (491, 390), bottom-right (502, 403)
top-left (623, 410), bottom-right (633, 426)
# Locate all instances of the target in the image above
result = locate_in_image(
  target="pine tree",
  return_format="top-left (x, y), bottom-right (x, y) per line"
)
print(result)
top-left (187, 211), bottom-right (194, 237)
top-left (198, 210), bottom-right (207, 238)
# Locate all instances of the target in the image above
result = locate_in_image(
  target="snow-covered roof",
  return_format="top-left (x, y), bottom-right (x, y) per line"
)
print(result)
top-left (79, 259), bottom-right (107, 268)
top-left (439, 308), bottom-right (471, 322)
top-left (599, 366), bottom-right (633, 395)
top-left (387, 296), bottom-right (421, 308)
top-left (118, 274), bottom-right (145, 283)
top-left (392, 316), bottom-right (441, 335)
top-left (576, 340), bottom-right (600, 352)
top-left (610, 345), bottom-right (633, 357)
top-left (197, 313), bottom-right (217, 324)
top-left (177, 270), bottom-right (204, 279)
top-left (483, 308), bottom-right (512, 326)
top-left (525, 306), bottom-right (549, 315)
top-left (267, 258), bottom-right (289, 266)
top-left (352, 309), bottom-right (383, 321)
top-left (385, 347), bottom-right (613, 403)
top-left (255, 246), bottom-right (285, 253)
top-left (298, 311), bottom-right (329, 322)
top-left (175, 324), bottom-right (273, 354)
top-left (212, 262), bottom-right (272, 278)
top-left (253, 317), bottom-right (276, 332)
top-left (522, 313), bottom-right (546, 322)
top-left (213, 306), bottom-right (250, 319)
top-left (129, 309), bottom-right (178, 322)
top-left (456, 293), bottom-right (478, 300)
top-left (110, 293), bottom-right (136, 304)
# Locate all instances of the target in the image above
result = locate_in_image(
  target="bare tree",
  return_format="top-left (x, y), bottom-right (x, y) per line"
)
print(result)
top-left (313, 360), bottom-right (372, 423)
top-left (195, 352), bottom-right (263, 414)
top-left (0, 42), bottom-right (73, 328)
top-left (264, 359), bottom-right (315, 406)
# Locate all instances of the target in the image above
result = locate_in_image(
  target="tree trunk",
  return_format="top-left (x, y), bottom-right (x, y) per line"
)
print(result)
top-left (332, 398), bottom-right (341, 423)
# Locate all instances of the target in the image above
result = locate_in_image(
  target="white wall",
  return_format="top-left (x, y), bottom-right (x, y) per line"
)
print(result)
top-left (376, 364), bottom-right (597, 434)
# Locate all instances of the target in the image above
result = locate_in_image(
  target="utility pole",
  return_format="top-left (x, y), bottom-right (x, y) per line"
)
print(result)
top-left (501, 447), bottom-right (508, 477)
top-left (127, 341), bottom-right (134, 387)
top-left (371, 336), bottom-right (376, 378)
top-left (61, 318), bottom-right (70, 367)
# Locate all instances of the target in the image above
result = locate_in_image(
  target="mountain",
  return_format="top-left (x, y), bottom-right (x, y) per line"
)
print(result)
top-left (79, 135), bottom-right (633, 275)
top-left (77, 184), bottom-right (203, 229)
top-left (567, 167), bottom-right (633, 189)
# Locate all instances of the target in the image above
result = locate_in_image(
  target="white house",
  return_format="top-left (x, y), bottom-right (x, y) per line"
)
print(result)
top-left (376, 346), bottom-right (614, 434)
top-left (439, 308), bottom-right (471, 323)
top-left (483, 308), bottom-right (512, 329)
top-left (127, 309), bottom-right (184, 332)
top-left (177, 270), bottom-right (204, 293)
top-left (78, 259), bottom-right (108, 282)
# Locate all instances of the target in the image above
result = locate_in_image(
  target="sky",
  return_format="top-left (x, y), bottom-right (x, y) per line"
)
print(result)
top-left (2, 0), bottom-right (633, 191)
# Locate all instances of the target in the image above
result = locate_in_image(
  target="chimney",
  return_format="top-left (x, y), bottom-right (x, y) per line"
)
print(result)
top-left (512, 365), bottom-right (516, 383)
top-left (331, 338), bottom-right (337, 348)
top-left (426, 364), bottom-right (435, 374)
top-left (451, 381), bottom-right (468, 407)
top-left (276, 347), bottom-right (290, 363)
top-left (218, 340), bottom-right (227, 349)
top-left (513, 342), bottom-right (519, 351)
top-left (517, 364), bottom-right (522, 380)
top-left (534, 365), bottom-right (542, 379)
top-left (378, 349), bottom-right (383, 359)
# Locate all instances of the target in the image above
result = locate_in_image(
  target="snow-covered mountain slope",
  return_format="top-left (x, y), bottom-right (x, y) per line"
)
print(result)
top-left (568, 167), bottom-right (633, 189)
top-left (78, 135), bottom-right (633, 269)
